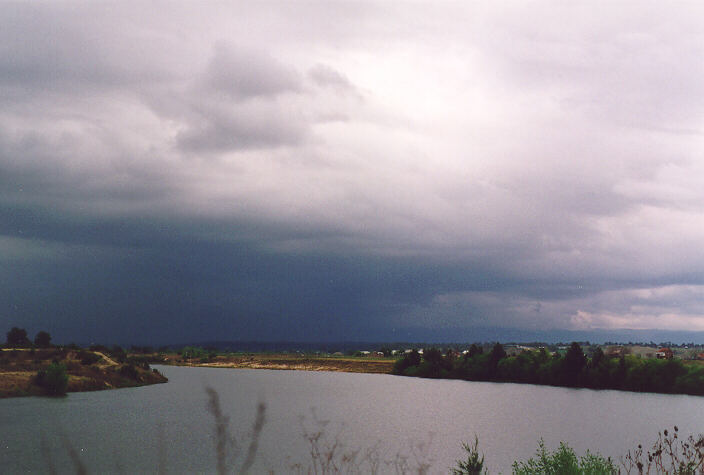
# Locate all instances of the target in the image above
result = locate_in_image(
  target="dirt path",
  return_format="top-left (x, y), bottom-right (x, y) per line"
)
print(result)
top-left (93, 351), bottom-right (118, 367)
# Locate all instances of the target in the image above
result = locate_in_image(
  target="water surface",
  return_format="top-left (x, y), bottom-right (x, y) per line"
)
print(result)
top-left (1, 365), bottom-right (702, 473)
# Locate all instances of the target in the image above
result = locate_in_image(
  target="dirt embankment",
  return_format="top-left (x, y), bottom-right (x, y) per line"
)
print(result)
top-left (0, 348), bottom-right (167, 398)
top-left (163, 354), bottom-right (396, 374)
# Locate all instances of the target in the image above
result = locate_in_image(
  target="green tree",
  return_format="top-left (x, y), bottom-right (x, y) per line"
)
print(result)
top-left (6, 327), bottom-right (31, 347)
top-left (34, 331), bottom-right (52, 348)
top-left (487, 343), bottom-right (507, 378)
top-left (452, 436), bottom-right (486, 475)
top-left (392, 350), bottom-right (421, 375)
top-left (423, 347), bottom-right (444, 365)
top-left (417, 347), bottom-right (453, 378)
top-left (562, 342), bottom-right (587, 386)
top-left (489, 343), bottom-right (507, 363)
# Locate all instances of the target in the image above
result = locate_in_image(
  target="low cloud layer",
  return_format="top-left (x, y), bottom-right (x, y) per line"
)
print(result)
top-left (2, 3), bottom-right (704, 343)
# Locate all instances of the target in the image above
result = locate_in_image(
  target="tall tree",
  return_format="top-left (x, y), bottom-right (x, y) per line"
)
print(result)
top-left (34, 331), bottom-right (52, 348)
top-left (487, 343), bottom-right (507, 378)
top-left (562, 342), bottom-right (587, 386)
top-left (489, 343), bottom-right (506, 363)
top-left (6, 327), bottom-right (31, 347)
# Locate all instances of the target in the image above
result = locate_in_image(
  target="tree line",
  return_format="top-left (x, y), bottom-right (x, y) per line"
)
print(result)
top-left (393, 342), bottom-right (704, 396)
top-left (4, 327), bottom-right (52, 348)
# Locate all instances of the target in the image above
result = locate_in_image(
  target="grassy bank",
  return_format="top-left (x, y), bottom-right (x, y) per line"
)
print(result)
top-left (0, 347), bottom-right (167, 398)
top-left (394, 343), bottom-right (704, 396)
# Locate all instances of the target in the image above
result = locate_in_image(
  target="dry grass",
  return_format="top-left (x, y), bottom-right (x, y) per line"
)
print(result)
top-left (165, 353), bottom-right (395, 374)
top-left (620, 426), bottom-right (704, 474)
top-left (0, 348), bottom-right (167, 398)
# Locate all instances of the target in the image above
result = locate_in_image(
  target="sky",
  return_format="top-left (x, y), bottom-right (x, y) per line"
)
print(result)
top-left (3, 2), bottom-right (704, 344)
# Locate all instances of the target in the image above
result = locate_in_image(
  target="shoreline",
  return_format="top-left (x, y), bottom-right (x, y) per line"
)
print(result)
top-left (160, 353), bottom-right (396, 374)
top-left (0, 348), bottom-right (168, 398)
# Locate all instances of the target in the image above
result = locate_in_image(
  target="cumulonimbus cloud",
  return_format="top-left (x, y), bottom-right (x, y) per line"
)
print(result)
top-left (2, 2), bottom-right (704, 340)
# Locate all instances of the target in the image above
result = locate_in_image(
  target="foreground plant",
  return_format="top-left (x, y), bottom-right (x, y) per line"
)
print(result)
top-left (452, 436), bottom-right (486, 475)
top-left (510, 439), bottom-right (617, 475)
top-left (205, 386), bottom-right (266, 475)
top-left (291, 409), bottom-right (435, 474)
top-left (620, 426), bottom-right (704, 474)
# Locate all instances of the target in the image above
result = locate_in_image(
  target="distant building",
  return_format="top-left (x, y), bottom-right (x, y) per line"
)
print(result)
top-left (655, 348), bottom-right (674, 360)
top-left (505, 346), bottom-right (522, 357)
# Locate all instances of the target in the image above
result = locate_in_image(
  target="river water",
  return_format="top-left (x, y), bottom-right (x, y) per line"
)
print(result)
top-left (1, 365), bottom-right (702, 473)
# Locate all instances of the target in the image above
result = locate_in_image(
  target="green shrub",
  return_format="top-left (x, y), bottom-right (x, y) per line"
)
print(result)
top-left (119, 363), bottom-right (139, 381)
top-left (34, 362), bottom-right (69, 396)
top-left (512, 439), bottom-right (617, 475)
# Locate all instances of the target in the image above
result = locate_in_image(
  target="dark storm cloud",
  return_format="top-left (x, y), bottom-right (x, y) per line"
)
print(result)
top-left (2, 2), bottom-right (704, 343)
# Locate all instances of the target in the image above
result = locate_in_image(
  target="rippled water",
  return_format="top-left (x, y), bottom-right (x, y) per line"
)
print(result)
top-left (1, 365), bottom-right (702, 473)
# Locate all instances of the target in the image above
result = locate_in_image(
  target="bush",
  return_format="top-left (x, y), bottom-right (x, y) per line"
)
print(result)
top-left (119, 363), bottom-right (139, 381)
top-left (512, 439), bottom-right (617, 474)
top-left (34, 363), bottom-right (69, 396)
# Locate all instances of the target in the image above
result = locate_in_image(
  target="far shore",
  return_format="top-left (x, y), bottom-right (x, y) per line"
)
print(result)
top-left (160, 353), bottom-right (396, 374)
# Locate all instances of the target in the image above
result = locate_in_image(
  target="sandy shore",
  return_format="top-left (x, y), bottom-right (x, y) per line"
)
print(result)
top-left (163, 354), bottom-right (396, 374)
